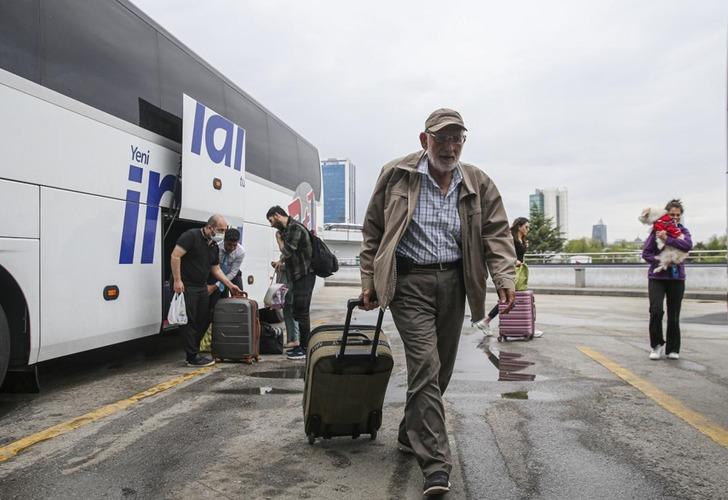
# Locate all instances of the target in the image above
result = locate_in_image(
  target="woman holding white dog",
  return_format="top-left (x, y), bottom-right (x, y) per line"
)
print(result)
top-left (641, 199), bottom-right (692, 360)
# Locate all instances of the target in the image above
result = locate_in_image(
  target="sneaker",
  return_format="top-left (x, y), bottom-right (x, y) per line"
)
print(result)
top-left (286, 347), bottom-right (306, 360)
top-left (648, 345), bottom-right (663, 360)
top-left (186, 354), bottom-right (215, 367)
top-left (667, 352), bottom-right (680, 360)
top-left (397, 439), bottom-right (414, 455)
top-left (473, 319), bottom-right (493, 337)
top-left (533, 330), bottom-right (544, 338)
top-left (423, 471), bottom-right (451, 496)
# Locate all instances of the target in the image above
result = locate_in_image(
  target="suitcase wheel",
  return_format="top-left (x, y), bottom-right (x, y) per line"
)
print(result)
top-left (307, 433), bottom-right (315, 445)
top-left (370, 430), bottom-right (377, 441)
top-left (497, 336), bottom-right (503, 342)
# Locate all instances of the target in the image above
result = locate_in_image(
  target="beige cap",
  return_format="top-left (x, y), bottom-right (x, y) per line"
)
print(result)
top-left (424, 108), bottom-right (467, 132)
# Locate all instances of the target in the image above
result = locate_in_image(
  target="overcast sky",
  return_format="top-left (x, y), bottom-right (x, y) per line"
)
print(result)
top-left (135, 0), bottom-right (726, 244)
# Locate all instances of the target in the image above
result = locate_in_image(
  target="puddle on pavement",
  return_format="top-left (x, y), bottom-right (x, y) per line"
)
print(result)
top-left (249, 366), bottom-right (306, 379)
top-left (500, 390), bottom-right (557, 401)
top-left (484, 344), bottom-right (538, 382)
top-left (501, 391), bottom-right (528, 400)
top-left (216, 387), bottom-right (302, 395)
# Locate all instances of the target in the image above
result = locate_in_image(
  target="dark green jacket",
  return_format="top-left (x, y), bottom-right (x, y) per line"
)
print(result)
top-left (281, 217), bottom-right (313, 281)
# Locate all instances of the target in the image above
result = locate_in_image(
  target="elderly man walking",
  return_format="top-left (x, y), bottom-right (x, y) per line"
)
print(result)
top-left (360, 108), bottom-right (516, 496)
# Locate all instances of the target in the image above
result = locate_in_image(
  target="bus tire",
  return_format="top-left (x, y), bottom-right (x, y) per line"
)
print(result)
top-left (0, 305), bottom-right (10, 388)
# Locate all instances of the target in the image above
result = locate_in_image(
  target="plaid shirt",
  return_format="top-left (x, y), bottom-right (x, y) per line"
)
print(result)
top-left (396, 156), bottom-right (463, 264)
top-left (280, 217), bottom-right (313, 281)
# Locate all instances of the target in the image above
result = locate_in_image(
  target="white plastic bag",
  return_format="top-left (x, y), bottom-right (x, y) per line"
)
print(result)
top-left (167, 292), bottom-right (188, 325)
top-left (264, 283), bottom-right (288, 309)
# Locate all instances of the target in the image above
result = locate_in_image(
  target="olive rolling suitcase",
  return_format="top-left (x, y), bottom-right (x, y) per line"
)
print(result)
top-left (212, 293), bottom-right (260, 363)
top-left (497, 290), bottom-right (535, 341)
top-left (303, 299), bottom-right (393, 445)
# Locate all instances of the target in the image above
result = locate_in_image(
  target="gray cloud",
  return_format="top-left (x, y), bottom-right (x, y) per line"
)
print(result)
top-left (134, 0), bottom-right (727, 243)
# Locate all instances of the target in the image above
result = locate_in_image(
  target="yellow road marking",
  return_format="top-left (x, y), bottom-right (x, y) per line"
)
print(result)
top-left (0, 366), bottom-right (215, 462)
top-left (579, 346), bottom-right (728, 450)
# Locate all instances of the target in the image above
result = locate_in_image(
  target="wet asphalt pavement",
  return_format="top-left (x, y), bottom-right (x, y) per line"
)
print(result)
top-left (1, 286), bottom-right (727, 499)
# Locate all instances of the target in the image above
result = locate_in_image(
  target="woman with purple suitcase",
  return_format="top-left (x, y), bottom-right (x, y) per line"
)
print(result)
top-left (475, 217), bottom-right (543, 338)
top-left (642, 199), bottom-right (692, 360)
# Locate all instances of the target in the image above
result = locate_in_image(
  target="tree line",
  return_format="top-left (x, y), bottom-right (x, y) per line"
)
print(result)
top-left (525, 206), bottom-right (727, 263)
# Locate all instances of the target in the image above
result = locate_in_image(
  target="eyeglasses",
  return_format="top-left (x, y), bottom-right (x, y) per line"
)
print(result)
top-left (427, 131), bottom-right (466, 145)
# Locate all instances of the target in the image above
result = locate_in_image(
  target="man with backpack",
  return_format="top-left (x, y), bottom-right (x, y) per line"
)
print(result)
top-left (267, 206), bottom-right (318, 360)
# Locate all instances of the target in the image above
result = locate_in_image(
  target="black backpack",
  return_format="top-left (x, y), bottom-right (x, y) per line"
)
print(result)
top-left (310, 232), bottom-right (339, 278)
top-left (260, 323), bottom-right (284, 355)
top-left (295, 221), bottom-right (338, 278)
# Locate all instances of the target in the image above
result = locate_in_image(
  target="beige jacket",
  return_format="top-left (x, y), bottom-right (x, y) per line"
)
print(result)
top-left (360, 151), bottom-right (516, 321)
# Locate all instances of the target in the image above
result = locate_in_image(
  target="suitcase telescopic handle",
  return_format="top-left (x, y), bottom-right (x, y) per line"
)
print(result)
top-left (339, 298), bottom-right (384, 360)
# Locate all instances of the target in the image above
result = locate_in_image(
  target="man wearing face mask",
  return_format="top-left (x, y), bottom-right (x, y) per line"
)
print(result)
top-left (171, 214), bottom-right (243, 366)
top-left (359, 108), bottom-right (516, 496)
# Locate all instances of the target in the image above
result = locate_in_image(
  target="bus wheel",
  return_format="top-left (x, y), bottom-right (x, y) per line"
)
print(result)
top-left (0, 305), bottom-right (10, 389)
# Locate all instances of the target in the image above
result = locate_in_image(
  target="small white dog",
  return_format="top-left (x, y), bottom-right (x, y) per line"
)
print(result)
top-left (638, 207), bottom-right (688, 273)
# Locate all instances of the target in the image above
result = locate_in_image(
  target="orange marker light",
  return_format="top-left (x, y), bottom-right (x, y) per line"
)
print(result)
top-left (103, 286), bottom-right (119, 301)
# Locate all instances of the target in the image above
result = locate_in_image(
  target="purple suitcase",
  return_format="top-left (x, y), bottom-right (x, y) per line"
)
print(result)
top-left (497, 290), bottom-right (535, 341)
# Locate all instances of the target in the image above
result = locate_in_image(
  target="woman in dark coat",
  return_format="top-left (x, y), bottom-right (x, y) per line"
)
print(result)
top-left (641, 199), bottom-right (693, 360)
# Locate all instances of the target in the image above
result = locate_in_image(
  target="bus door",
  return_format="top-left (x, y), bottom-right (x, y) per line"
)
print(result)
top-left (179, 94), bottom-right (246, 228)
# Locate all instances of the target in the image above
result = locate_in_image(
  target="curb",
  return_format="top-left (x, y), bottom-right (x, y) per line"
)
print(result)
top-left (522, 287), bottom-right (725, 301)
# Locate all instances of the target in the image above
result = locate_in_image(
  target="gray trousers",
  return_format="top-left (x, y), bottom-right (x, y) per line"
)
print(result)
top-left (389, 267), bottom-right (466, 477)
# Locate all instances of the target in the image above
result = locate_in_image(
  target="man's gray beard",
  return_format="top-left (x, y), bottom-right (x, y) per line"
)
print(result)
top-left (428, 156), bottom-right (459, 174)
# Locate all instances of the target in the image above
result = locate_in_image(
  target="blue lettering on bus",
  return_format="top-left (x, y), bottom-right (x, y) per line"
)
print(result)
top-left (140, 170), bottom-right (177, 264)
top-left (190, 101), bottom-right (206, 157)
top-left (119, 160), bottom-right (177, 265)
top-left (189, 101), bottom-right (245, 172)
top-left (119, 165), bottom-right (143, 264)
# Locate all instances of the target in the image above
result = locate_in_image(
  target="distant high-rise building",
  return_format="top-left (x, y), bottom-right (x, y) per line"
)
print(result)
top-left (529, 191), bottom-right (544, 215)
top-left (529, 188), bottom-right (569, 238)
top-left (321, 158), bottom-right (356, 224)
top-left (592, 219), bottom-right (608, 246)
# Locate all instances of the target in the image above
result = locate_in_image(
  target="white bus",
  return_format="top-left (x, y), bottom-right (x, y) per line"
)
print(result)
top-left (0, 0), bottom-right (321, 389)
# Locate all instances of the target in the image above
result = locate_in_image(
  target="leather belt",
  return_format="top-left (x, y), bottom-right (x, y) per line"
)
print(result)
top-left (410, 260), bottom-right (462, 271)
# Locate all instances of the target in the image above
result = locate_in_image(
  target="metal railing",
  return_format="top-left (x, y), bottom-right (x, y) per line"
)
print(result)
top-left (524, 250), bottom-right (727, 265)
top-left (338, 257), bottom-right (360, 267)
top-left (335, 250), bottom-right (727, 267)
